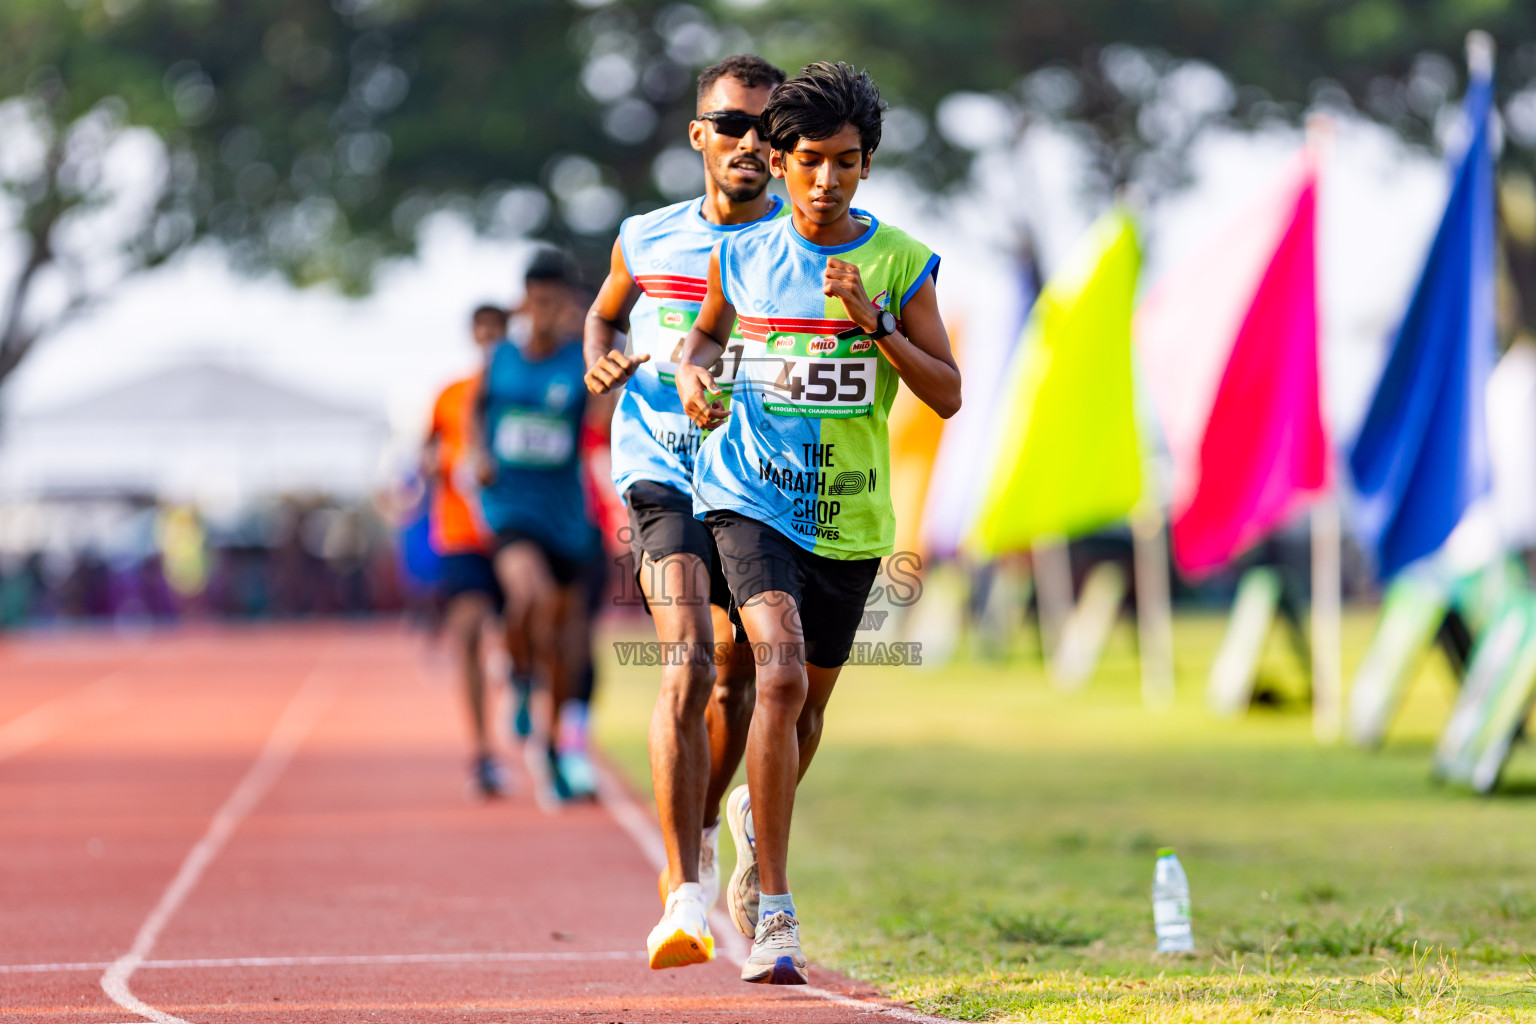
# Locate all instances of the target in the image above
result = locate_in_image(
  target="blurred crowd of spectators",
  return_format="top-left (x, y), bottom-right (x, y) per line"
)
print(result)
top-left (0, 496), bottom-right (404, 628)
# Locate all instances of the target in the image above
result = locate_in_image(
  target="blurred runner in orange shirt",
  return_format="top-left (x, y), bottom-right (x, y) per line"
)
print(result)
top-left (425, 304), bottom-right (509, 799)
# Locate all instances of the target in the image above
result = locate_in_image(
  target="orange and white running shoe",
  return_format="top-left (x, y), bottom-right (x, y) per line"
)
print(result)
top-left (647, 882), bottom-right (714, 970)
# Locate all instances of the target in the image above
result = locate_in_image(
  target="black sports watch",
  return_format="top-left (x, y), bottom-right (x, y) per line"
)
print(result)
top-left (868, 309), bottom-right (898, 340)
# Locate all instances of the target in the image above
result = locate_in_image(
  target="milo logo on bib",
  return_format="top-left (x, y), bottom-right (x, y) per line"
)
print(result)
top-left (655, 305), bottom-right (744, 391)
top-left (756, 330), bottom-right (877, 419)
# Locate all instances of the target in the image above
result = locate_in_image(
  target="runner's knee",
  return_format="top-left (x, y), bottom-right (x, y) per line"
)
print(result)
top-left (657, 660), bottom-right (715, 719)
top-left (753, 663), bottom-right (807, 719)
top-left (444, 595), bottom-right (488, 646)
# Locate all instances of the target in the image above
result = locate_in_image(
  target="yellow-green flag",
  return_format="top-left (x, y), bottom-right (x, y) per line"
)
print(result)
top-left (969, 208), bottom-right (1143, 555)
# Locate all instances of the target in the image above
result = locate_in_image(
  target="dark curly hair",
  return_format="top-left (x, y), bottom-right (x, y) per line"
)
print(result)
top-left (523, 247), bottom-right (580, 288)
top-left (761, 61), bottom-right (884, 156)
top-left (471, 304), bottom-right (508, 328)
top-left (696, 54), bottom-right (787, 111)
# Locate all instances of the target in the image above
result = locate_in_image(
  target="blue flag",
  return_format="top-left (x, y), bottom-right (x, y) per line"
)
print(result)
top-left (1348, 72), bottom-right (1496, 579)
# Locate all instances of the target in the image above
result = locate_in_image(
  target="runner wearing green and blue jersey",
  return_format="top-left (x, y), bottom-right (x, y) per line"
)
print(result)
top-left (675, 61), bottom-right (962, 985)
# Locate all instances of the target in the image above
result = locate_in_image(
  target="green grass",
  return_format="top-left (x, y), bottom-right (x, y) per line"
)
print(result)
top-left (593, 610), bottom-right (1536, 1021)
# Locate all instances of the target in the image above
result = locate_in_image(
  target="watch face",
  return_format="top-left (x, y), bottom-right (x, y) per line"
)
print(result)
top-left (879, 310), bottom-right (897, 335)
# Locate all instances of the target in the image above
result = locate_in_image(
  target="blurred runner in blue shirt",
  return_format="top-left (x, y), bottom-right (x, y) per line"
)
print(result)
top-left (478, 249), bottom-right (603, 804)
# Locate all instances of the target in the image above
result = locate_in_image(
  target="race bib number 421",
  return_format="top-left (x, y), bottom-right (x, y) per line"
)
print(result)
top-left (757, 332), bottom-right (877, 418)
top-left (654, 306), bottom-right (746, 391)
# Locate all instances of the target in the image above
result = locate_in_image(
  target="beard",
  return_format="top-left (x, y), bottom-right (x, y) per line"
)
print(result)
top-left (708, 155), bottom-right (769, 203)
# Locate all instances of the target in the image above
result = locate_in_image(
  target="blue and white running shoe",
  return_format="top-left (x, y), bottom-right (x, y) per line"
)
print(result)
top-left (740, 911), bottom-right (807, 985)
top-left (725, 784), bottom-right (759, 937)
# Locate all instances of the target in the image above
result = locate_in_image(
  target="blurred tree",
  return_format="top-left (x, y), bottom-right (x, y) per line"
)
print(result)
top-left (5, 0), bottom-right (1536, 395)
top-left (0, 0), bottom-right (622, 391)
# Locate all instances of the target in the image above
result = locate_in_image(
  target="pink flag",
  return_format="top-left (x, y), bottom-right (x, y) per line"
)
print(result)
top-left (1137, 154), bottom-right (1329, 577)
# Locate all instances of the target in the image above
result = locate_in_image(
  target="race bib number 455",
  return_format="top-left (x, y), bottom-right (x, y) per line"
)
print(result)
top-left (493, 410), bottom-right (574, 467)
top-left (757, 332), bottom-right (877, 418)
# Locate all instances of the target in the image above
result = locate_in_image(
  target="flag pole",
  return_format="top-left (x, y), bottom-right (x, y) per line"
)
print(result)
top-left (1311, 494), bottom-right (1343, 742)
top-left (1132, 500), bottom-right (1176, 711)
top-left (1304, 112), bottom-right (1343, 743)
top-left (1031, 535), bottom-right (1074, 670)
top-left (1467, 30), bottom-right (1493, 82)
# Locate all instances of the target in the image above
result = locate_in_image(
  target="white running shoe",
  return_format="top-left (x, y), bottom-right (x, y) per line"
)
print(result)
top-left (724, 784), bottom-right (759, 937)
top-left (740, 910), bottom-right (807, 985)
top-left (647, 882), bottom-right (714, 970)
top-left (700, 821), bottom-right (721, 912)
top-left (654, 825), bottom-right (723, 909)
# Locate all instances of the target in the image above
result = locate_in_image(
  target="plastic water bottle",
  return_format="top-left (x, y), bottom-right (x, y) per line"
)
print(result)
top-left (1152, 848), bottom-right (1194, 952)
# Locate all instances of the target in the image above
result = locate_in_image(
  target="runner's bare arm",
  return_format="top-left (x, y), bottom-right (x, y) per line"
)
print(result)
top-left (675, 246), bottom-right (732, 430)
top-left (823, 261), bottom-right (961, 419)
top-left (470, 375), bottom-right (496, 485)
top-left (421, 434), bottom-right (442, 481)
top-left (585, 385), bottom-right (618, 428)
top-left (583, 237), bottom-right (649, 395)
top-left (421, 402), bottom-right (443, 480)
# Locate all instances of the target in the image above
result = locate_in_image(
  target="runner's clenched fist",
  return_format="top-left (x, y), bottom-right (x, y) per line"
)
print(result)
top-left (823, 257), bottom-right (880, 334)
top-left (584, 350), bottom-right (650, 394)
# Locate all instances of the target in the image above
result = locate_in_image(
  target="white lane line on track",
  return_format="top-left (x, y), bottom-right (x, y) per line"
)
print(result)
top-left (99, 667), bottom-right (341, 1024)
top-left (591, 758), bottom-right (952, 1024)
top-left (0, 672), bottom-right (131, 763)
top-left (5, 951), bottom-right (647, 974)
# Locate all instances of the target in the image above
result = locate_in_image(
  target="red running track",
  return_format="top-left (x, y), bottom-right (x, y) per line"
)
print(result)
top-left (0, 625), bottom-right (938, 1023)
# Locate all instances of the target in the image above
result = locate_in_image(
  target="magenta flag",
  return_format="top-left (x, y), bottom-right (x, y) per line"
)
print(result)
top-left (1167, 160), bottom-right (1328, 576)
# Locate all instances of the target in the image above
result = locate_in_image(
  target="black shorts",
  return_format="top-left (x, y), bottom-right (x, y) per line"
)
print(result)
top-left (704, 510), bottom-right (881, 669)
top-left (438, 552), bottom-right (504, 612)
top-left (494, 529), bottom-right (585, 587)
top-left (625, 480), bottom-right (732, 612)
top-left (580, 552), bottom-right (610, 617)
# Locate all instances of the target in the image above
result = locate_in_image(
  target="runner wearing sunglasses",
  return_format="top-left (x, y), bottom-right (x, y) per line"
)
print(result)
top-left (697, 109), bottom-right (763, 138)
top-left (582, 54), bottom-right (787, 971)
top-left (675, 61), bottom-right (961, 985)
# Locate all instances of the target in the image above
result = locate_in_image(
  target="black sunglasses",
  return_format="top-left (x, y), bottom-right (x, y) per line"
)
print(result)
top-left (698, 110), bottom-right (762, 139)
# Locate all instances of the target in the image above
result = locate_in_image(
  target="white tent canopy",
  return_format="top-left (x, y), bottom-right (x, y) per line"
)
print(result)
top-left (0, 360), bottom-right (390, 509)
